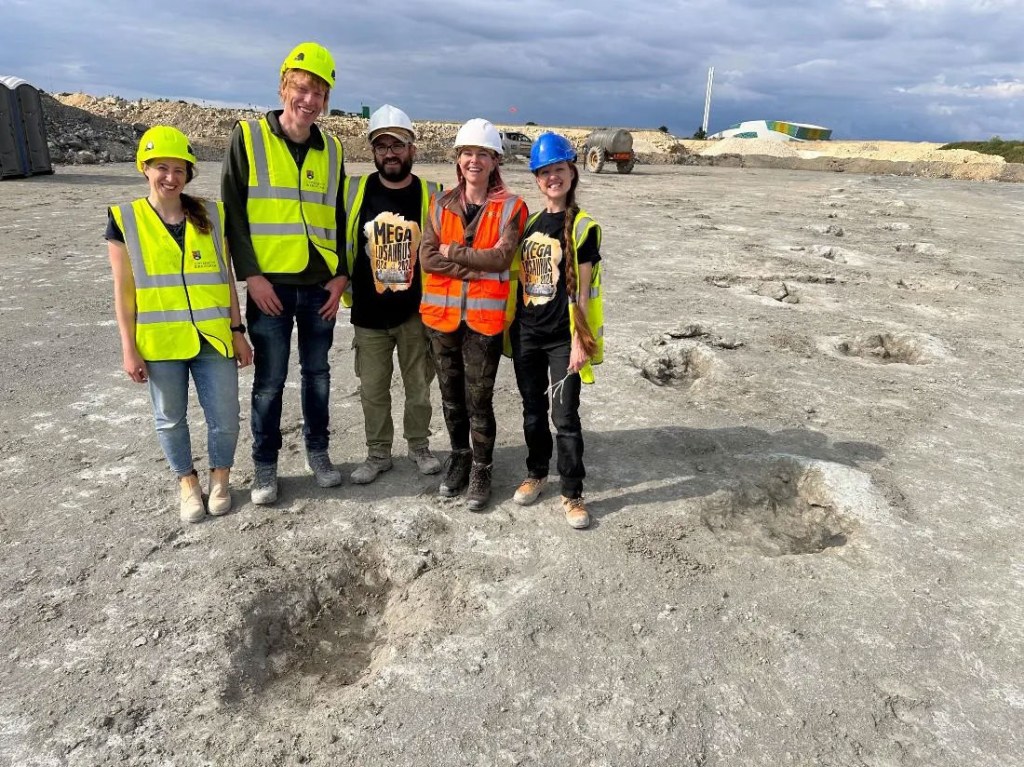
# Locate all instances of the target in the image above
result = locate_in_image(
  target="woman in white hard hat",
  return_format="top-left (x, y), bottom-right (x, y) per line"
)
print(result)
top-left (106, 126), bottom-right (252, 523)
top-left (420, 118), bottom-right (528, 511)
top-left (506, 133), bottom-right (604, 530)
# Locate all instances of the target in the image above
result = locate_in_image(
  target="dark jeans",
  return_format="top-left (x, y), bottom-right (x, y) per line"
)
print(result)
top-left (428, 323), bottom-right (503, 465)
top-left (510, 324), bottom-right (584, 498)
top-left (247, 284), bottom-right (336, 464)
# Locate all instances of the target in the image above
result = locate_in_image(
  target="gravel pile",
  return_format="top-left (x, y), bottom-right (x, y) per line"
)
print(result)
top-left (38, 92), bottom-right (1017, 181)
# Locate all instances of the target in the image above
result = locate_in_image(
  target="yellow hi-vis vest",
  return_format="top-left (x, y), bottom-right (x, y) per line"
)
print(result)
top-left (239, 118), bottom-right (343, 275)
top-left (111, 199), bottom-right (233, 361)
top-left (506, 208), bottom-right (605, 384)
top-left (340, 175), bottom-right (442, 308)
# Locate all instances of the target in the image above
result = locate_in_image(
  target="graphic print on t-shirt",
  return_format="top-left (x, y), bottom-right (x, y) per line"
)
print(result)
top-left (520, 232), bottom-right (562, 306)
top-left (363, 212), bottom-right (422, 294)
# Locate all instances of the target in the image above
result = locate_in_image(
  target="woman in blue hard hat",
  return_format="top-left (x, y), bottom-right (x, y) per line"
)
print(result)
top-left (506, 132), bottom-right (604, 529)
top-left (106, 125), bottom-right (252, 523)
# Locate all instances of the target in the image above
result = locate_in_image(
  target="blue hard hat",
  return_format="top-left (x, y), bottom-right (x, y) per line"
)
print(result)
top-left (529, 132), bottom-right (577, 172)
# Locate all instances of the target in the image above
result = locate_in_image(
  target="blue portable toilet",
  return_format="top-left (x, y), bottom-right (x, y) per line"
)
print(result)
top-left (0, 76), bottom-right (54, 179)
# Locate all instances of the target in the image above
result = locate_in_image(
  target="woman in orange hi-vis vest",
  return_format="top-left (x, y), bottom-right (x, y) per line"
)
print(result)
top-left (420, 118), bottom-right (527, 511)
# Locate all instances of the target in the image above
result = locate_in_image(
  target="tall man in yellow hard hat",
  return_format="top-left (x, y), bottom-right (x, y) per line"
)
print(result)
top-left (340, 105), bottom-right (443, 484)
top-left (221, 41), bottom-right (348, 505)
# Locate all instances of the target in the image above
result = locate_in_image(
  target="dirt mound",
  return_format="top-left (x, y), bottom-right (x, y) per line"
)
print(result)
top-left (39, 92), bottom-right (1019, 181)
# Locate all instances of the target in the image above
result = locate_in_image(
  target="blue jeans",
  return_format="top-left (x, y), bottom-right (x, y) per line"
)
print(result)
top-left (247, 284), bottom-right (336, 464)
top-left (147, 341), bottom-right (240, 477)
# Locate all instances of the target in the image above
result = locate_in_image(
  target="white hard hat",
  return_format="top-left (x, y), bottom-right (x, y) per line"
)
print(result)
top-left (368, 104), bottom-right (416, 143)
top-left (454, 118), bottom-right (503, 155)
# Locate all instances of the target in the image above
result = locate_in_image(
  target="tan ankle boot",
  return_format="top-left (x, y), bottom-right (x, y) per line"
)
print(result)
top-left (208, 468), bottom-right (232, 516)
top-left (179, 472), bottom-right (205, 523)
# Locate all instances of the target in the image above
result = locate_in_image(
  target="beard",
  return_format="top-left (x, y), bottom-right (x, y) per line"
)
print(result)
top-left (375, 156), bottom-right (413, 183)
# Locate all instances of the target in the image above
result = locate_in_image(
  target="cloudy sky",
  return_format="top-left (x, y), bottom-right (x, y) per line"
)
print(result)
top-left (1, 0), bottom-right (1020, 141)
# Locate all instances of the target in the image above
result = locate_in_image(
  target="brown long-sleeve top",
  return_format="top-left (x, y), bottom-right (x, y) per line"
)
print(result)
top-left (420, 188), bottom-right (527, 278)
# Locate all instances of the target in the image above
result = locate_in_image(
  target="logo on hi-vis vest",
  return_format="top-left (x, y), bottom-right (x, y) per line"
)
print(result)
top-left (303, 167), bottom-right (327, 193)
top-left (520, 232), bottom-right (561, 305)
top-left (188, 249), bottom-right (218, 272)
top-left (364, 212), bottom-right (421, 294)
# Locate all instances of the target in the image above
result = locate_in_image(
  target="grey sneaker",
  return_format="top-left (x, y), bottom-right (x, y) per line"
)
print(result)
top-left (350, 455), bottom-right (393, 485)
top-left (251, 462), bottom-right (279, 505)
top-left (306, 451), bottom-right (343, 488)
top-left (466, 462), bottom-right (492, 512)
top-left (439, 449), bottom-right (472, 497)
top-left (410, 446), bottom-right (442, 475)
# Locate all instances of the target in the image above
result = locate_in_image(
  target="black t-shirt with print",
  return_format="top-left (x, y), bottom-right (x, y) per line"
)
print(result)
top-left (515, 210), bottom-right (600, 341)
top-left (348, 174), bottom-right (425, 329)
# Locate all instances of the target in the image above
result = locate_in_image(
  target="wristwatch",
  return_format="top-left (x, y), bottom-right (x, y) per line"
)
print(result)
top-left (230, 324), bottom-right (247, 334)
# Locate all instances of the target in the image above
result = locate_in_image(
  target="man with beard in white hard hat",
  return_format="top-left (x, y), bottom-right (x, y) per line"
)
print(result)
top-left (340, 105), bottom-right (443, 484)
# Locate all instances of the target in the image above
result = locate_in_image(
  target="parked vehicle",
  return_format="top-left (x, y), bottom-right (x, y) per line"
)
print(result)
top-left (582, 128), bottom-right (635, 174)
top-left (499, 130), bottom-right (533, 158)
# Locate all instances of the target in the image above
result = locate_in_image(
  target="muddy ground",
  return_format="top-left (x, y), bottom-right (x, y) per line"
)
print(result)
top-left (1, 160), bottom-right (1022, 766)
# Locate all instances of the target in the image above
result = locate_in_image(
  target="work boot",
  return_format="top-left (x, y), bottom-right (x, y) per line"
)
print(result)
top-left (410, 446), bottom-right (442, 475)
top-left (251, 462), bottom-right (279, 505)
top-left (466, 462), bottom-right (493, 512)
top-left (561, 496), bottom-right (591, 530)
top-left (179, 471), bottom-right (205, 523)
top-left (350, 455), bottom-right (393, 485)
top-left (208, 468), bottom-right (232, 516)
top-left (439, 449), bottom-right (472, 497)
top-left (513, 477), bottom-right (547, 506)
top-left (306, 450), bottom-right (343, 488)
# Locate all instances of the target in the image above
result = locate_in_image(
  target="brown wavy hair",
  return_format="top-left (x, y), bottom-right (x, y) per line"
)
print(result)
top-left (454, 148), bottom-right (510, 204)
top-left (181, 193), bottom-right (212, 234)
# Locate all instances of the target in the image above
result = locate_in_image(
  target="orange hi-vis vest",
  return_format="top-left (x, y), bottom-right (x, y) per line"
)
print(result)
top-left (420, 194), bottom-right (526, 336)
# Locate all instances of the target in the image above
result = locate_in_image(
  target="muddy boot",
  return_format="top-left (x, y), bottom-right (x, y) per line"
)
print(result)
top-left (466, 462), bottom-right (492, 512)
top-left (306, 450), bottom-right (343, 488)
top-left (513, 477), bottom-right (547, 506)
top-left (561, 495), bottom-right (590, 530)
top-left (251, 462), bottom-right (279, 506)
top-left (179, 471), bottom-right (205, 523)
top-left (439, 449), bottom-right (472, 497)
top-left (350, 455), bottom-right (393, 485)
top-left (410, 446), bottom-right (442, 475)
top-left (208, 468), bottom-right (232, 516)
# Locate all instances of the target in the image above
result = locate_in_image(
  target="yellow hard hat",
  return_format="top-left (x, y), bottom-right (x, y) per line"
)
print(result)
top-left (136, 125), bottom-right (197, 175)
top-left (281, 42), bottom-right (336, 88)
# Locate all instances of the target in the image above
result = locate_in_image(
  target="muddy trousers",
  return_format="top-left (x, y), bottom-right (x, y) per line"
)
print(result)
top-left (510, 325), bottom-right (585, 499)
top-left (427, 323), bottom-right (503, 465)
top-left (352, 315), bottom-right (435, 458)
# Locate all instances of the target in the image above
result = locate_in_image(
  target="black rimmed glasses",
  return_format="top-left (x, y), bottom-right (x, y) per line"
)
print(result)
top-left (373, 141), bottom-right (409, 156)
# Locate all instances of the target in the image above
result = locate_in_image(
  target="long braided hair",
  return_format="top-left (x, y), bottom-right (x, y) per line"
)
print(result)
top-left (560, 164), bottom-right (598, 358)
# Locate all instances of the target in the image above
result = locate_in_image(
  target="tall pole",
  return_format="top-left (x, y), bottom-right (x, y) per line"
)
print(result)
top-left (702, 66), bottom-right (714, 136)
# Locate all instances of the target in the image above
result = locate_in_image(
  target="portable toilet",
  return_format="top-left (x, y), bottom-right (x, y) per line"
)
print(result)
top-left (0, 76), bottom-right (54, 179)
